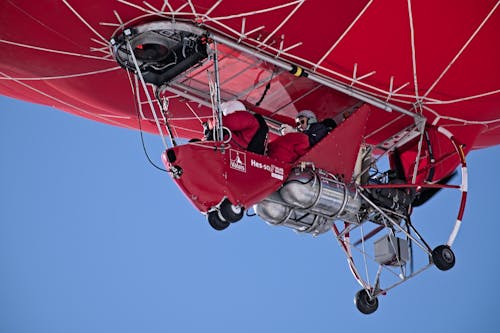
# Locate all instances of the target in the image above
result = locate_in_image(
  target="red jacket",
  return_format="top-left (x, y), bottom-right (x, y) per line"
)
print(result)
top-left (223, 111), bottom-right (259, 149)
top-left (267, 132), bottom-right (310, 163)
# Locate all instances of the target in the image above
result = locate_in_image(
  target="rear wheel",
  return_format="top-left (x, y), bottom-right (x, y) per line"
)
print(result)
top-left (207, 211), bottom-right (230, 231)
top-left (432, 245), bottom-right (455, 271)
top-left (354, 289), bottom-right (378, 315)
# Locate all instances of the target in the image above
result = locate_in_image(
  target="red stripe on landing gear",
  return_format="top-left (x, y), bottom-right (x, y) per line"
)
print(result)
top-left (458, 192), bottom-right (467, 221)
top-left (452, 139), bottom-right (467, 223)
top-left (332, 224), bottom-right (362, 284)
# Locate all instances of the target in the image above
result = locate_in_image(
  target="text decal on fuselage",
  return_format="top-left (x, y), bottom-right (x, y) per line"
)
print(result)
top-left (250, 159), bottom-right (284, 180)
top-left (230, 149), bottom-right (246, 172)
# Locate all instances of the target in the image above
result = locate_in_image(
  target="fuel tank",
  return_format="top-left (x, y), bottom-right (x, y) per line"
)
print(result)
top-left (255, 168), bottom-right (362, 235)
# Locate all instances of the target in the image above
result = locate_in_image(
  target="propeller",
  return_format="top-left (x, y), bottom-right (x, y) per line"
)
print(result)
top-left (390, 148), bottom-right (458, 207)
top-left (412, 171), bottom-right (457, 207)
top-left (353, 171), bottom-right (457, 247)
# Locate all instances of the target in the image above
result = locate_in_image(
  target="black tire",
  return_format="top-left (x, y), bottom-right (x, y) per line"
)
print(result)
top-left (354, 289), bottom-right (379, 315)
top-left (219, 199), bottom-right (244, 223)
top-left (207, 211), bottom-right (230, 231)
top-left (432, 245), bottom-right (455, 271)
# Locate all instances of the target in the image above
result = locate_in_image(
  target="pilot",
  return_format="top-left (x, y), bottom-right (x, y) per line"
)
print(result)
top-left (295, 110), bottom-right (331, 146)
top-left (204, 100), bottom-right (268, 154)
top-left (267, 110), bottom-right (333, 163)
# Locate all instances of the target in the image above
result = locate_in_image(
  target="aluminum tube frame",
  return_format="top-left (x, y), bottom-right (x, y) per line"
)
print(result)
top-left (161, 84), bottom-right (285, 132)
top-left (116, 21), bottom-right (423, 123)
top-left (211, 34), bottom-right (423, 122)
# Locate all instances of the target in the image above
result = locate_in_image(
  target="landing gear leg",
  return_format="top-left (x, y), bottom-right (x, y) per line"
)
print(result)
top-left (354, 289), bottom-right (379, 314)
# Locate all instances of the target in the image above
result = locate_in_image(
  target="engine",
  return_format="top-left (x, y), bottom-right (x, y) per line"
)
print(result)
top-left (254, 168), bottom-right (362, 236)
top-left (111, 22), bottom-right (208, 86)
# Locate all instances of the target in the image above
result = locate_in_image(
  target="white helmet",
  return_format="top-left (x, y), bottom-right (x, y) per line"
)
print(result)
top-left (220, 100), bottom-right (246, 116)
top-left (296, 110), bottom-right (317, 124)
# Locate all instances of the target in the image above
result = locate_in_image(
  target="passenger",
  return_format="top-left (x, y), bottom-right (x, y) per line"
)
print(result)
top-left (295, 110), bottom-right (330, 146)
top-left (267, 110), bottom-right (333, 163)
top-left (267, 131), bottom-right (310, 163)
top-left (204, 100), bottom-right (268, 154)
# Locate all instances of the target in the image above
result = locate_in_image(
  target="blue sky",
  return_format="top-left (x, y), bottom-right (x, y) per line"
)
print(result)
top-left (1, 95), bottom-right (499, 333)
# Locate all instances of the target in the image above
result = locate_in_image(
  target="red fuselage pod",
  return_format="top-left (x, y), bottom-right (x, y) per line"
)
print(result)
top-left (162, 141), bottom-right (292, 213)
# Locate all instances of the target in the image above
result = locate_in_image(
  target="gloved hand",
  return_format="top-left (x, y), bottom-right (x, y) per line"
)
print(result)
top-left (279, 124), bottom-right (296, 135)
top-left (204, 121), bottom-right (217, 140)
top-left (202, 121), bottom-right (209, 131)
top-left (202, 122), bottom-right (211, 138)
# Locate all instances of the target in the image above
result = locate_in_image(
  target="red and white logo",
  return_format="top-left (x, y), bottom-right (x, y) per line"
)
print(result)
top-left (230, 149), bottom-right (246, 172)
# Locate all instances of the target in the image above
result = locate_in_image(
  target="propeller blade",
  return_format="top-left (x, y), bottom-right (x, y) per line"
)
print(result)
top-left (412, 171), bottom-right (457, 207)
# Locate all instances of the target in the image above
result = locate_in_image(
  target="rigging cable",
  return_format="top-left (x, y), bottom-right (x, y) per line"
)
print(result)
top-left (255, 67), bottom-right (277, 107)
top-left (126, 70), bottom-right (167, 173)
top-left (424, 129), bottom-right (435, 182)
top-left (135, 110), bottom-right (168, 173)
top-left (154, 88), bottom-right (178, 147)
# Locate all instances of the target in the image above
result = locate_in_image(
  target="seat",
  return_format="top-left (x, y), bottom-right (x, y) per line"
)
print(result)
top-left (246, 113), bottom-right (269, 154)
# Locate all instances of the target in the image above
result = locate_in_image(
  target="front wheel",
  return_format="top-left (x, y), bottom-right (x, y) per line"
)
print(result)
top-left (354, 289), bottom-right (378, 314)
top-left (432, 245), bottom-right (455, 271)
top-left (219, 199), bottom-right (244, 223)
top-left (207, 211), bottom-right (230, 231)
